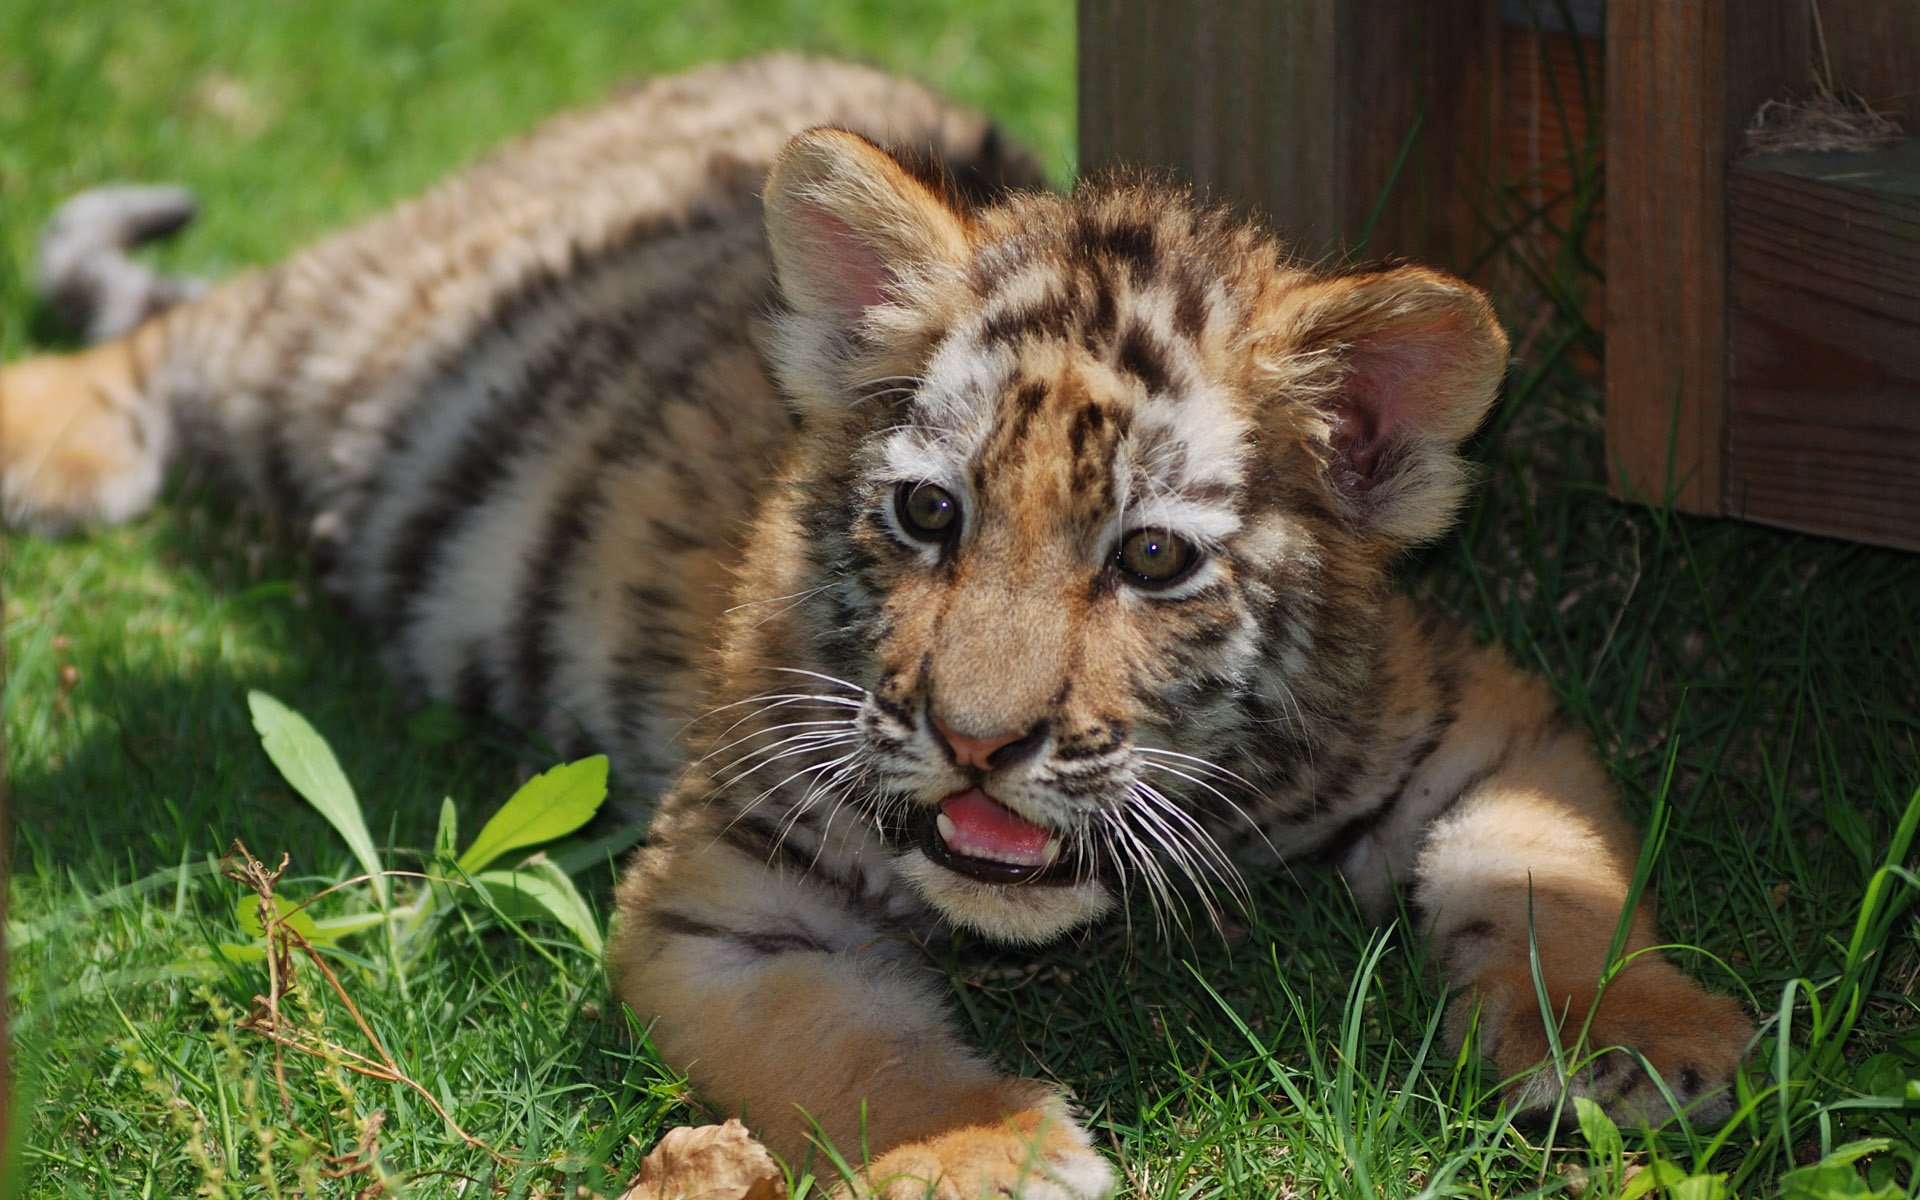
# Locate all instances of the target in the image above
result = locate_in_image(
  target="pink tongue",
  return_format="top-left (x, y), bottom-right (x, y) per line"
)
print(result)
top-left (940, 787), bottom-right (1054, 861)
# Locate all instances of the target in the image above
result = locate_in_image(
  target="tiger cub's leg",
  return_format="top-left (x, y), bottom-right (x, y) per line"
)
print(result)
top-left (1384, 639), bottom-right (1752, 1123)
top-left (608, 815), bottom-right (1114, 1199)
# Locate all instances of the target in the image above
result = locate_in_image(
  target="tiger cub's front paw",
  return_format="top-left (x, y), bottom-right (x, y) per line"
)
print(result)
top-left (1470, 958), bottom-right (1754, 1127)
top-left (852, 1100), bottom-right (1114, 1200)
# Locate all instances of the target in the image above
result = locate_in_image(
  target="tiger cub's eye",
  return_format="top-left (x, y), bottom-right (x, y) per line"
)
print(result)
top-left (1115, 528), bottom-right (1199, 588)
top-left (896, 482), bottom-right (960, 542)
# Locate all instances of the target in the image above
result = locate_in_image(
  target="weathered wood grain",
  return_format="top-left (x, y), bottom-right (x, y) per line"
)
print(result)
top-left (1819, 0), bottom-right (1920, 130)
top-left (1603, 0), bottom-right (1807, 513)
top-left (1077, 0), bottom-right (1501, 270)
top-left (1726, 142), bottom-right (1920, 550)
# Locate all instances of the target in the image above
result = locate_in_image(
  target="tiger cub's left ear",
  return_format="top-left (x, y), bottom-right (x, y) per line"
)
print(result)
top-left (763, 128), bottom-right (972, 410)
top-left (1276, 266), bottom-right (1509, 546)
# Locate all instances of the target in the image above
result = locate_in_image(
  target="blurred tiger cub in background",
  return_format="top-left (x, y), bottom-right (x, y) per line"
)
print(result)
top-left (1, 54), bottom-right (1749, 1199)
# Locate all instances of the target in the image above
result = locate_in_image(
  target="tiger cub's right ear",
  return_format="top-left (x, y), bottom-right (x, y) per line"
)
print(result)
top-left (762, 128), bottom-right (973, 411)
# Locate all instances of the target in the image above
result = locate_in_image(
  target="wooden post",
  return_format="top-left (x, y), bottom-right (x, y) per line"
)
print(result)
top-left (1725, 143), bottom-right (1920, 550)
top-left (1602, 0), bottom-right (1807, 512)
top-left (1078, 0), bottom-right (1501, 271)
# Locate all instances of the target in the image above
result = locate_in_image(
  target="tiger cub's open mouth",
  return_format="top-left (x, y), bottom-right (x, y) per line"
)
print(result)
top-left (916, 786), bottom-right (1080, 886)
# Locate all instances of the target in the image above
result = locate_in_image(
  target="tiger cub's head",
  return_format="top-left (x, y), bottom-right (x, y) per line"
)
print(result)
top-left (756, 129), bottom-right (1507, 943)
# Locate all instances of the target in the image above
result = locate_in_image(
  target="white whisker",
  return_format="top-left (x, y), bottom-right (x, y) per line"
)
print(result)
top-left (1134, 745), bottom-right (1259, 791)
top-left (682, 688), bottom-right (862, 742)
top-left (697, 718), bottom-right (859, 772)
top-left (1136, 760), bottom-right (1277, 860)
top-left (720, 750), bottom-right (859, 839)
top-left (1133, 780), bottom-right (1247, 901)
top-left (765, 666), bottom-right (869, 695)
top-left (713, 731), bottom-right (859, 790)
top-left (725, 584), bottom-right (832, 615)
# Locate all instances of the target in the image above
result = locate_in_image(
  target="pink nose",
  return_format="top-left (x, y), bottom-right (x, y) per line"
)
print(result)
top-left (930, 714), bottom-right (1031, 770)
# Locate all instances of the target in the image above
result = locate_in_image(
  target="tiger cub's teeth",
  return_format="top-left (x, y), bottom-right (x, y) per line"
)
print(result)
top-left (936, 811), bottom-right (1066, 870)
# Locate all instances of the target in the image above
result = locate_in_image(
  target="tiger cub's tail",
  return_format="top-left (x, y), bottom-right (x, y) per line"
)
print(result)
top-left (39, 185), bottom-right (208, 343)
top-left (2, 186), bottom-right (210, 535)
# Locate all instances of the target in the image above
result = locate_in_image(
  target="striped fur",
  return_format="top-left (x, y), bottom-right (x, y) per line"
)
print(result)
top-left (0, 55), bottom-right (1749, 1196)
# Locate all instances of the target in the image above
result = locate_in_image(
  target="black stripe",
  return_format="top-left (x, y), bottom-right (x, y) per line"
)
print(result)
top-left (375, 319), bottom-right (620, 639)
top-left (1115, 323), bottom-right (1173, 396)
top-left (1426, 733), bottom-right (1516, 828)
top-left (1067, 401), bottom-right (1108, 459)
top-left (652, 909), bottom-right (830, 956)
top-left (722, 811), bottom-right (849, 881)
top-left (1078, 216), bottom-right (1158, 283)
top-left (1080, 276), bottom-right (1119, 347)
top-left (1342, 741), bottom-right (1516, 872)
top-left (1170, 267), bottom-right (1208, 338)
top-left (1308, 717), bottom-right (1452, 864)
top-left (454, 640), bottom-right (494, 715)
top-left (373, 217), bottom-right (731, 635)
top-left (982, 296), bottom-right (1073, 347)
top-left (605, 658), bottom-right (662, 757)
top-left (507, 472), bottom-right (601, 727)
top-left (507, 355), bottom-right (711, 726)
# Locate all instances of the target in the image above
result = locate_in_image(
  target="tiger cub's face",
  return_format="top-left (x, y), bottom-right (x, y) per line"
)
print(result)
top-left (761, 131), bottom-right (1507, 943)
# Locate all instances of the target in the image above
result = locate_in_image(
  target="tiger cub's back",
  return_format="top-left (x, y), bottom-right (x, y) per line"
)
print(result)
top-left (4, 55), bottom-right (1041, 794)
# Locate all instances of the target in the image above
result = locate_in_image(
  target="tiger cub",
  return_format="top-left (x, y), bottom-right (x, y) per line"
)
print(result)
top-left (2, 54), bottom-right (1749, 1199)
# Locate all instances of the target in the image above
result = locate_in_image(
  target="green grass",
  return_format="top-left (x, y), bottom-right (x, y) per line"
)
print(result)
top-left (5, 3), bottom-right (1918, 1197)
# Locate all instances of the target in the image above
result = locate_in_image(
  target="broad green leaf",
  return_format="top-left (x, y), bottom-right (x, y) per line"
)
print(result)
top-left (1670, 1173), bottom-right (1729, 1200)
top-left (1815, 1140), bottom-right (1895, 1168)
top-left (312, 911), bottom-right (387, 939)
top-left (1854, 1053), bottom-right (1907, 1096)
top-left (234, 894), bottom-right (325, 943)
top-left (472, 858), bottom-right (604, 956)
top-left (248, 690), bottom-right (389, 908)
top-left (1780, 1159), bottom-right (1902, 1200)
top-left (163, 946), bottom-right (259, 977)
top-left (1621, 1160), bottom-right (1688, 1200)
top-left (1572, 1096), bottom-right (1622, 1173)
top-left (458, 756), bottom-right (609, 874)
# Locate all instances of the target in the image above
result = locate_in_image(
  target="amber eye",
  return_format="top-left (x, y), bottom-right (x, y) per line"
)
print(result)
top-left (895, 482), bottom-right (961, 542)
top-left (1115, 528), bottom-right (1199, 588)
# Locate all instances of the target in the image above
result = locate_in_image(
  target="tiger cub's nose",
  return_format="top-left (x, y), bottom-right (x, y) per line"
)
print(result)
top-left (929, 713), bottom-right (1049, 771)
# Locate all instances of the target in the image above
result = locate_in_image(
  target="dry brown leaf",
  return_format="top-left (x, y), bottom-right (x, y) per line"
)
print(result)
top-left (618, 1120), bottom-right (786, 1200)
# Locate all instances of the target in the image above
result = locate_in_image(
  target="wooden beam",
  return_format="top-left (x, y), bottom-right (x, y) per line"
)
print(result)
top-left (1078, 0), bottom-right (1500, 271)
top-left (1602, 0), bottom-right (1807, 513)
top-left (1725, 143), bottom-right (1920, 551)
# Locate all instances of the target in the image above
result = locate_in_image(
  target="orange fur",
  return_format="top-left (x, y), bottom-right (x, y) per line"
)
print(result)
top-left (0, 324), bottom-right (169, 532)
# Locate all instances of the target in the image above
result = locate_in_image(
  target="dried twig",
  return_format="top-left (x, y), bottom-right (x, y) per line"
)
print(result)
top-left (1745, 0), bottom-right (1904, 155)
top-left (219, 839), bottom-right (514, 1187)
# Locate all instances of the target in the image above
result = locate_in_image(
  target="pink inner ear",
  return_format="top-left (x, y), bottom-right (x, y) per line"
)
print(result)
top-left (806, 209), bottom-right (894, 318)
top-left (1333, 318), bottom-right (1463, 488)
